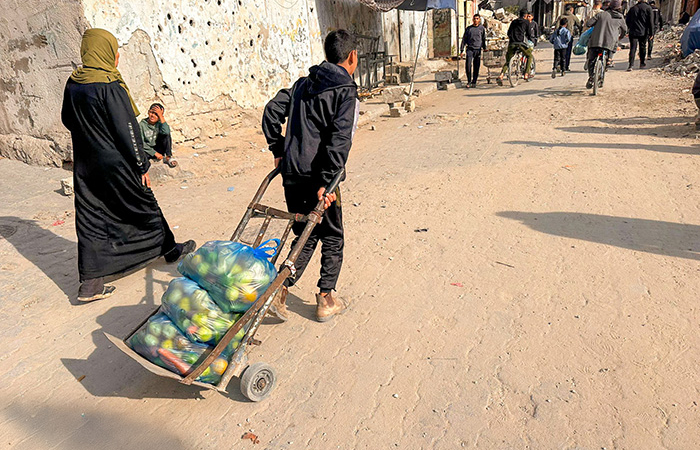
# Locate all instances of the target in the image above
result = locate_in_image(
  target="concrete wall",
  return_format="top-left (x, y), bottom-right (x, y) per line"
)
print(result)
top-left (1, 0), bottom-right (430, 166)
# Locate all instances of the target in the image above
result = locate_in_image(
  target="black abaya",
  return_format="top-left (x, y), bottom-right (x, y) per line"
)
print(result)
top-left (61, 79), bottom-right (176, 281)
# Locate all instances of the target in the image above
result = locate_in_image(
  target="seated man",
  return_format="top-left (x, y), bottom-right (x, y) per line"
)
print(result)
top-left (139, 103), bottom-right (177, 167)
top-left (497, 8), bottom-right (534, 85)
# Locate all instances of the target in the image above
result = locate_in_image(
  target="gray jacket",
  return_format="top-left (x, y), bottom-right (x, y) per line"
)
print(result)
top-left (586, 9), bottom-right (628, 51)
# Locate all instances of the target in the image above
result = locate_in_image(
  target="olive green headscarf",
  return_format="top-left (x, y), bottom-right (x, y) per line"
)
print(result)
top-left (70, 28), bottom-right (140, 116)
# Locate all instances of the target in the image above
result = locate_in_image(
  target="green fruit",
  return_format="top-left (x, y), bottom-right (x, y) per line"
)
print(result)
top-left (197, 262), bottom-right (210, 276)
top-left (182, 353), bottom-right (199, 364)
top-left (198, 327), bottom-right (213, 342)
top-left (179, 296), bottom-right (190, 311)
top-left (181, 318), bottom-right (192, 329)
top-left (192, 313), bottom-right (208, 327)
top-left (168, 287), bottom-right (183, 302)
top-left (225, 287), bottom-right (239, 302)
top-left (229, 264), bottom-right (243, 275)
top-left (174, 336), bottom-right (190, 349)
top-left (238, 270), bottom-right (255, 284)
top-left (162, 324), bottom-right (178, 339)
top-left (144, 334), bottom-right (159, 347)
top-left (211, 318), bottom-right (231, 332)
top-left (147, 322), bottom-right (162, 336)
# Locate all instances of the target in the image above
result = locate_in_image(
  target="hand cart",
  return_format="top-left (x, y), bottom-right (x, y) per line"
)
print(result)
top-left (483, 48), bottom-right (506, 84)
top-left (105, 167), bottom-right (344, 401)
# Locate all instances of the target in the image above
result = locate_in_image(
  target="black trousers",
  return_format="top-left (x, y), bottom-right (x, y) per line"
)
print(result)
top-left (647, 35), bottom-right (654, 57)
top-left (629, 37), bottom-right (648, 66)
top-left (565, 39), bottom-right (574, 70)
top-left (553, 48), bottom-right (566, 71)
top-left (465, 48), bottom-right (482, 84)
top-left (283, 183), bottom-right (344, 292)
top-left (148, 133), bottom-right (173, 159)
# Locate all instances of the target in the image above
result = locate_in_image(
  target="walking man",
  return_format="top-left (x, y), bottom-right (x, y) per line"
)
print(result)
top-left (626, 0), bottom-right (653, 70)
top-left (647, 0), bottom-right (664, 59)
top-left (557, 5), bottom-right (582, 71)
top-left (460, 14), bottom-right (487, 88)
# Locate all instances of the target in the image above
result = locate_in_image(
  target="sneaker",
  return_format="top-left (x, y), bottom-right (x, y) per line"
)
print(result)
top-left (586, 78), bottom-right (594, 89)
top-left (640, 63), bottom-right (647, 68)
top-left (315, 292), bottom-right (346, 322)
top-left (552, 69), bottom-right (556, 79)
top-left (561, 70), bottom-right (565, 77)
top-left (78, 285), bottom-right (116, 303)
top-left (267, 285), bottom-right (289, 321)
top-left (627, 66), bottom-right (633, 71)
top-left (164, 240), bottom-right (197, 263)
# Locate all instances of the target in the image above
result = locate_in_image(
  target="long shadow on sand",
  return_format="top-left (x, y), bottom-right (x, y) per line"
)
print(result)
top-left (505, 140), bottom-right (700, 155)
top-left (497, 211), bottom-right (700, 260)
top-left (0, 216), bottom-right (78, 301)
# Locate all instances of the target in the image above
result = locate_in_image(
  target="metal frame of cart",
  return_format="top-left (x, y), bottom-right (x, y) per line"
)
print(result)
top-left (106, 167), bottom-right (344, 401)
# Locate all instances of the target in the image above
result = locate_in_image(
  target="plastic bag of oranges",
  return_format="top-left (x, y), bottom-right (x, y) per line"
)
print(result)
top-left (178, 240), bottom-right (279, 313)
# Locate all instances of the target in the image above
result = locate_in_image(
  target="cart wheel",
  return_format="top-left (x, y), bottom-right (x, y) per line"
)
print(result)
top-left (240, 362), bottom-right (276, 402)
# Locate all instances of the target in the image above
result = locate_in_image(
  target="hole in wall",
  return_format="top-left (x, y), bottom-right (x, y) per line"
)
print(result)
top-left (197, 71), bottom-right (201, 77)
top-left (207, 21), bottom-right (212, 26)
top-left (189, 19), bottom-right (194, 26)
top-left (211, 60), bottom-right (216, 66)
top-left (217, 0), bottom-right (221, 5)
top-left (158, 24), bottom-right (163, 32)
top-left (191, 59), bottom-right (197, 67)
top-left (167, 13), bottom-right (172, 20)
top-left (249, 39), bottom-right (253, 46)
top-left (180, 47), bottom-right (185, 53)
top-left (178, 25), bottom-right (182, 34)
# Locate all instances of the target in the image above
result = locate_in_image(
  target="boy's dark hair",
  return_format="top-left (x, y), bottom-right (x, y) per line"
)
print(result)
top-left (519, 8), bottom-right (528, 18)
top-left (565, 4), bottom-right (574, 11)
top-left (324, 30), bottom-right (358, 65)
top-left (559, 17), bottom-right (568, 26)
top-left (149, 102), bottom-right (164, 111)
top-left (473, 13), bottom-right (480, 18)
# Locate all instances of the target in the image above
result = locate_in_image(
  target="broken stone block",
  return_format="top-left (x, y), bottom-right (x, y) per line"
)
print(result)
top-left (404, 100), bottom-right (416, 113)
top-left (385, 74), bottom-right (400, 85)
top-left (382, 86), bottom-right (407, 104)
top-left (454, 81), bottom-right (463, 89)
top-left (438, 82), bottom-right (457, 91)
top-left (60, 178), bottom-right (74, 196)
top-left (494, 8), bottom-right (506, 20)
top-left (435, 71), bottom-right (453, 82)
top-left (480, 9), bottom-right (494, 18)
top-left (389, 107), bottom-right (407, 117)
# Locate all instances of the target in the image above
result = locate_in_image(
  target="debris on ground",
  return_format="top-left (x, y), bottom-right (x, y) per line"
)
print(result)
top-left (656, 25), bottom-right (697, 77)
top-left (242, 432), bottom-right (260, 444)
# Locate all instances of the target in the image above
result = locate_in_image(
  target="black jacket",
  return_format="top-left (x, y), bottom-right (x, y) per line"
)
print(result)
top-left (507, 18), bottom-right (533, 45)
top-left (263, 61), bottom-right (359, 187)
top-left (626, 1), bottom-right (653, 38)
top-left (651, 5), bottom-right (664, 33)
top-left (528, 20), bottom-right (540, 45)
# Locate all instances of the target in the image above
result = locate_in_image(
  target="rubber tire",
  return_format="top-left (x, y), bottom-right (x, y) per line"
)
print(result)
top-left (593, 57), bottom-right (603, 96)
top-left (240, 362), bottom-right (276, 402)
top-left (529, 58), bottom-right (536, 79)
top-left (508, 55), bottom-right (521, 87)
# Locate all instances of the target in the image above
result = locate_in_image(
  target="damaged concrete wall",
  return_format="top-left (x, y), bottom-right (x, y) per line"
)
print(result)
top-left (1, 0), bottom-right (429, 166)
top-left (0, 0), bottom-right (88, 166)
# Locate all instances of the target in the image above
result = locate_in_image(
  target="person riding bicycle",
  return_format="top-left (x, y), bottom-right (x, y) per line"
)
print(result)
top-left (497, 8), bottom-right (534, 85)
top-left (584, 0), bottom-right (627, 89)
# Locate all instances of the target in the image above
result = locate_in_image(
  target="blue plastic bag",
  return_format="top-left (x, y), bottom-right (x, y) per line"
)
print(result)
top-left (573, 27), bottom-right (594, 55)
top-left (160, 277), bottom-right (247, 345)
top-left (178, 240), bottom-right (279, 313)
top-left (129, 312), bottom-right (235, 385)
top-left (681, 11), bottom-right (700, 57)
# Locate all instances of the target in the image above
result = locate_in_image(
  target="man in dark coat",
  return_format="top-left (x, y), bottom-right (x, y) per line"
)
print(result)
top-left (585, 0), bottom-right (628, 88)
top-left (647, 0), bottom-right (664, 59)
top-left (626, 0), bottom-right (653, 70)
top-left (61, 29), bottom-right (194, 302)
top-left (460, 14), bottom-right (487, 87)
top-left (262, 30), bottom-right (359, 323)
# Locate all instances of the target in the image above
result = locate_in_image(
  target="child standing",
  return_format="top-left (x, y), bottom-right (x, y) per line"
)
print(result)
top-left (550, 18), bottom-right (572, 78)
top-left (262, 30), bottom-right (359, 323)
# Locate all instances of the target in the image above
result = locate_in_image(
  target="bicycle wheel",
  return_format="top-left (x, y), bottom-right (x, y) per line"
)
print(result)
top-left (592, 56), bottom-right (603, 96)
top-left (529, 57), bottom-right (537, 78)
top-left (508, 54), bottom-right (521, 87)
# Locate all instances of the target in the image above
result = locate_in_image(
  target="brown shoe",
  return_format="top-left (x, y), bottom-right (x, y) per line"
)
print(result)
top-left (267, 285), bottom-right (289, 321)
top-left (315, 292), bottom-right (346, 322)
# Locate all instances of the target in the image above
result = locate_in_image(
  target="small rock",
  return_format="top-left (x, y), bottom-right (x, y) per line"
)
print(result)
top-left (392, 393), bottom-right (399, 398)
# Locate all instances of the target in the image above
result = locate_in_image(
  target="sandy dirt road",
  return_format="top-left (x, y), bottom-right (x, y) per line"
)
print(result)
top-left (1, 46), bottom-right (700, 449)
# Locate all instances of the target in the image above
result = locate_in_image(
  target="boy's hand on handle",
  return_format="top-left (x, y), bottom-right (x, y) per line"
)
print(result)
top-left (274, 157), bottom-right (282, 168)
top-left (155, 152), bottom-right (163, 160)
top-left (317, 187), bottom-right (336, 210)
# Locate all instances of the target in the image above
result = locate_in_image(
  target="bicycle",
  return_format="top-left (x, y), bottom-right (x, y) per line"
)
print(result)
top-left (589, 48), bottom-right (609, 95)
top-left (507, 48), bottom-right (536, 87)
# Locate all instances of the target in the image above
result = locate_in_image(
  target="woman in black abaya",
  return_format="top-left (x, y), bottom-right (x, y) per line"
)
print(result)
top-left (62, 28), bottom-right (194, 302)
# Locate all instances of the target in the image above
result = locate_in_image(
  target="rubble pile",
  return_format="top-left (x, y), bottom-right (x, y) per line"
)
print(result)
top-left (656, 25), bottom-right (695, 77)
top-left (482, 8), bottom-right (516, 49)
